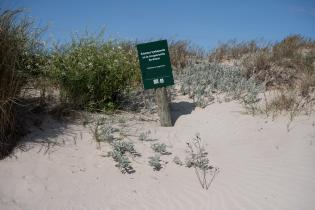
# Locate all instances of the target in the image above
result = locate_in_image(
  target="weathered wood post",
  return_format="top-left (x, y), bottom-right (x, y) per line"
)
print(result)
top-left (155, 87), bottom-right (172, 126)
top-left (136, 40), bottom-right (174, 127)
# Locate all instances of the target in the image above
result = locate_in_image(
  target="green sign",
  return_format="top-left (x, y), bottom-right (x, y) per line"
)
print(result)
top-left (136, 40), bottom-right (174, 89)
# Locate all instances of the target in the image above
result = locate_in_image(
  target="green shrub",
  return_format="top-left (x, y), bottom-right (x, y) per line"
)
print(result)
top-left (48, 33), bottom-right (141, 111)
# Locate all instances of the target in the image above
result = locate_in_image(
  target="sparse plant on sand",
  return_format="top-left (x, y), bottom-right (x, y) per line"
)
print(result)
top-left (92, 115), bottom-right (134, 147)
top-left (151, 142), bottom-right (171, 155)
top-left (138, 130), bottom-right (152, 141)
top-left (186, 134), bottom-right (219, 190)
top-left (110, 149), bottom-right (133, 174)
top-left (111, 140), bottom-right (139, 156)
top-left (92, 116), bottom-right (140, 174)
top-left (117, 116), bottom-right (126, 124)
top-left (148, 155), bottom-right (162, 171)
top-left (108, 140), bottom-right (140, 174)
top-left (173, 156), bottom-right (183, 166)
top-left (93, 119), bottom-right (119, 144)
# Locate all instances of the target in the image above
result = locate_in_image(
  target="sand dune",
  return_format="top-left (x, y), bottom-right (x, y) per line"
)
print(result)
top-left (1, 94), bottom-right (315, 210)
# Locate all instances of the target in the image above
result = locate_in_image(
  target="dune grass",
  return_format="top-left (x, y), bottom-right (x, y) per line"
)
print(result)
top-left (0, 9), bottom-right (45, 158)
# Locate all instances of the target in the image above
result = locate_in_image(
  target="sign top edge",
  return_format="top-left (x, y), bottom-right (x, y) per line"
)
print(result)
top-left (136, 39), bottom-right (168, 47)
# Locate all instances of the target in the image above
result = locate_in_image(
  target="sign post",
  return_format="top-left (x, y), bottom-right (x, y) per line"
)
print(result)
top-left (136, 40), bottom-right (174, 127)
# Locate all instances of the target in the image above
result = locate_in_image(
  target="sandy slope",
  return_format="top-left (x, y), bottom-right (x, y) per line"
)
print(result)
top-left (1, 94), bottom-right (315, 210)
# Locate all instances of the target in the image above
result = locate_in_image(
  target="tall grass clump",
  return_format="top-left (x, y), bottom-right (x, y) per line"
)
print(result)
top-left (208, 40), bottom-right (260, 62)
top-left (208, 35), bottom-right (315, 116)
top-left (210, 35), bottom-right (315, 91)
top-left (169, 39), bottom-right (204, 70)
top-left (0, 9), bottom-right (44, 158)
top-left (48, 33), bottom-right (141, 111)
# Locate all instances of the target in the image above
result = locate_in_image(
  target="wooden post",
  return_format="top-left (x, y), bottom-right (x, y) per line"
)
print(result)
top-left (155, 87), bottom-right (172, 127)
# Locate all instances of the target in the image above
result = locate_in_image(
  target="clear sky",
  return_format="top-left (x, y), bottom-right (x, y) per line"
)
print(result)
top-left (2, 0), bottom-right (315, 49)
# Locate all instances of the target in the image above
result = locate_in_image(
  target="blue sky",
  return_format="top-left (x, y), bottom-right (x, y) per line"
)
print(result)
top-left (2, 0), bottom-right (315, 49)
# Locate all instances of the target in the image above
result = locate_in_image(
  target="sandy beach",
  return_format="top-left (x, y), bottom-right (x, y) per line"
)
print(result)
top-left (1, 2), bottom-right (315, 210)
top-left (1, 92), bottom-right (314, 210)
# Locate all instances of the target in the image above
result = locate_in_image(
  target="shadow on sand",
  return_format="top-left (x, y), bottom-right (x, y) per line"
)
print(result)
top-left (171, 101), bottom-right (196, 125)
top-left (11, 102), bottom-right (81, 158)
top-left (13, 114), bottom-right (71, 156)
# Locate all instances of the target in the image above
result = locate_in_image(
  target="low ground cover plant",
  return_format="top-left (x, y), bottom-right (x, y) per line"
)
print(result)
top-left (151, 142), bottom-right (171, 155)
top-left (108, 140), bottom-right (140, 174)
top-left (138, 130), bottom-right (152, 141)
top-left (179, 62), bottom-right (262, 111)
top-left (148, 155), bottom-right (162, 171)
top-left (173, 156), bottom-right (183, 166)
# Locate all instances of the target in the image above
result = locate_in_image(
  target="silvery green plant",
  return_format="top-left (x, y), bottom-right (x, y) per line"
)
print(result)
top-left (117, 116), bottom-right (126, 124)
top-left (110, 149), bottom-right (134, 174)
top-left (186, 134), bottom-right (219, 190)
top-left (179, 62), bottom-right (262, 109)
top-left (138, 130), bottom-right (152, 141)
top-left (111, 140), bottom-right (139, 156)
top-left (108, 140), bottom-right (140, 174)
top-left (173, 156), bottom-right (183, 166)
top-left (93, 117), bottom-right (119, 144)
top-left (148, 155), bottom-right (162, 171)
top-left (151, 143), bottom-right (171, 155)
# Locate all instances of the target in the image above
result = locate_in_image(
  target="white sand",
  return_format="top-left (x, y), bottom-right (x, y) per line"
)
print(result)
top-left (1, 94), bottom-right (315, 210)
